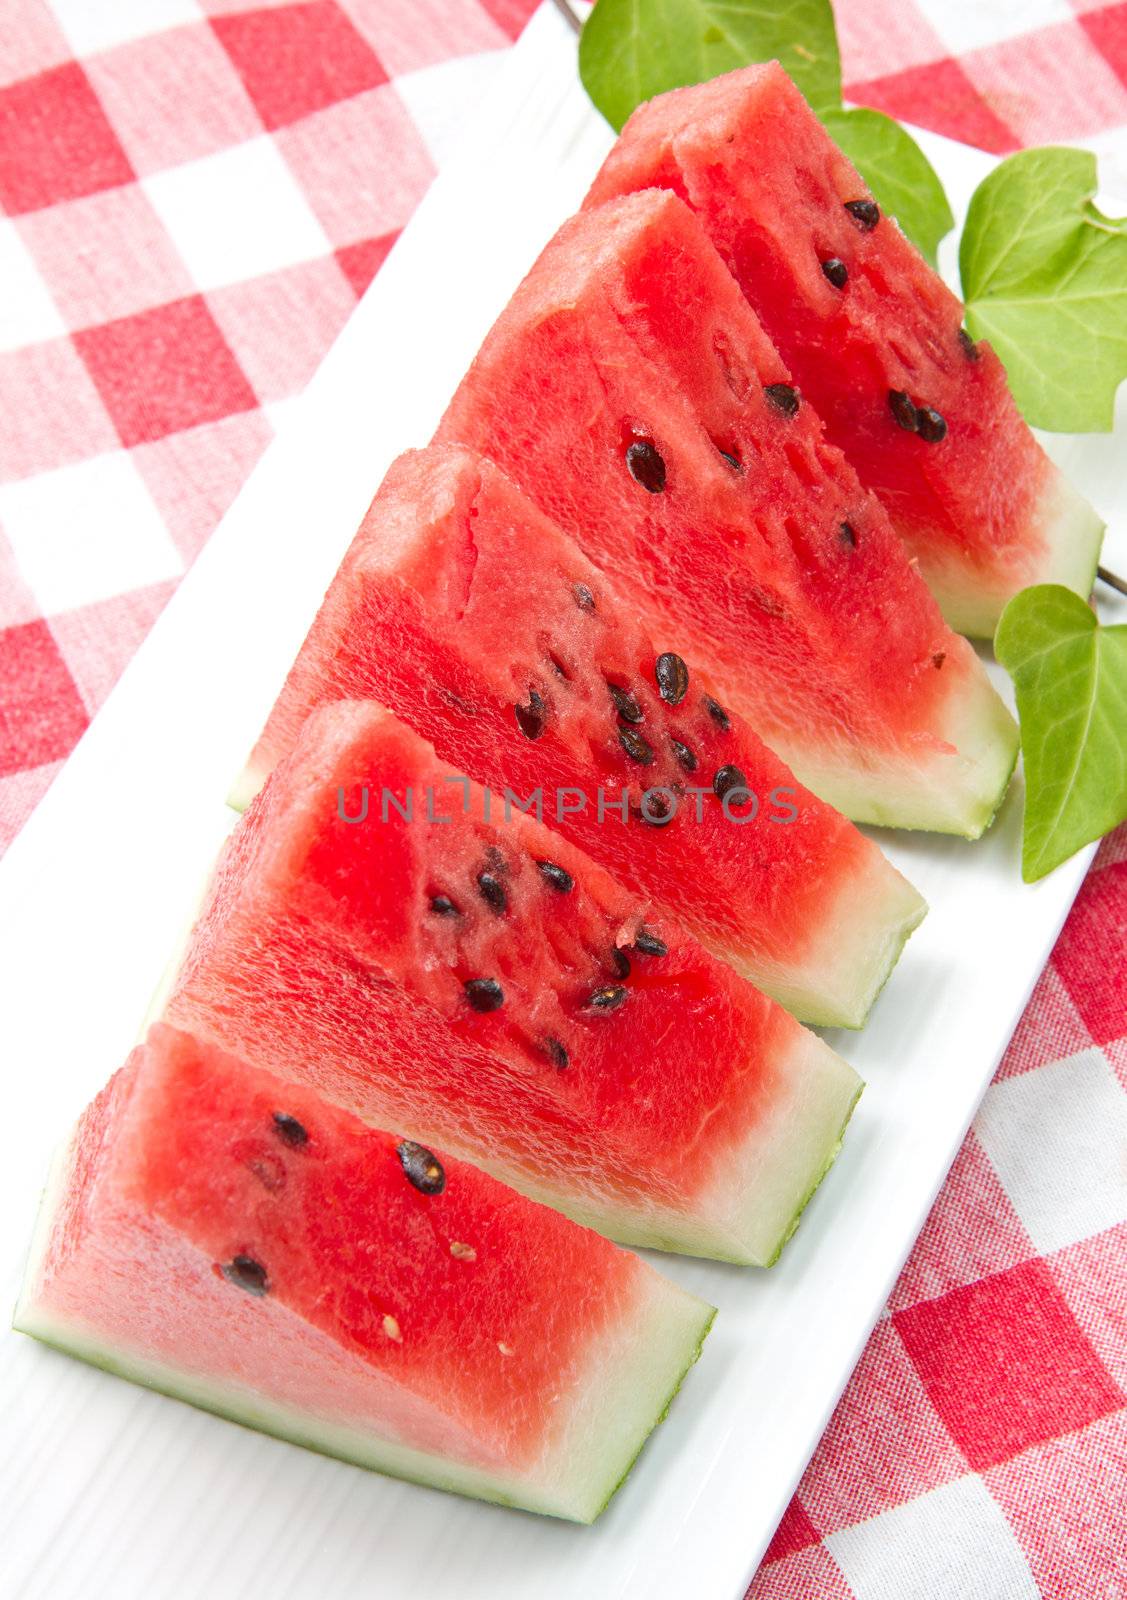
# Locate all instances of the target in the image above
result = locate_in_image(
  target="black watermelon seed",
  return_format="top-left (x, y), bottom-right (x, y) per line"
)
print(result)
top-left (611, 946), bottom-right (632, 979)
top-left (633, 928), bottom-right (669, 958)
top-left (671, 737), bottom-right (699, 772)
top-left (839, 522), bottom-right (858, 549)
top-left (703, 695), bottom-right (731, 732)
top-left (655, 651), bottom-right (689, 706)
top-left (639, 789), bottom-right (676, 826)
top-left (272, 1112), bottom-right (308, 1148)
top-left (545, 1036), bottom-right (569, 1070)
top-left (625, 439), bottom-right (667, 493)
top-left (845, 198), bottom-right (880, 231)
top-left (222, 1255), bottom-right (268, 1297)
top-left (536, 858), bottom-right (574, 893)
top-left (713, 764), bottom-right (748, 801)
top-left (397, 1139), bottom-right (446, 1196)
top-left (932, 651), bottom-right (946, 670)
top-left (464, 978), bottom-right (504, 1012)
top-left (718, 448), bottom-right (742, 471)
top-left (916, 406), bottom-right (947, 443)
top-left (958, 327), bottom-right (980, 361)
top-left (429, 894), bottom-right (461, 917)
top-left (618, 726), bottom-right (655, 766)
top-left (587, 984), bottom-right (628, 1012)
top-left (764, 383), bottom-right (800, 418)
top-left (476, 872), bottom-right (507, 915)
top-left (514, 689), bottom-right (546, 741)
top-left (608, 683), bottom-right (644, 724)
top-left (888, 389), bottom-right (919, 432)
top-left (573, 582), bottom-right (596, 612)
top-left (821, 257), bottom-right (848, 288)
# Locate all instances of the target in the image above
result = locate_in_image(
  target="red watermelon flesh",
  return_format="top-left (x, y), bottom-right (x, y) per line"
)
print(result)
top-left (237, 444), bottom-right (924, 1028)
top-left (585, 65), bottom-right (1105, 638)
top-left (14, 1024), bottom-right (714, 1521)
top-left (437, 189), bottom-right (1017, 838)
top-left (174, 703), bottom-right (862, 1265)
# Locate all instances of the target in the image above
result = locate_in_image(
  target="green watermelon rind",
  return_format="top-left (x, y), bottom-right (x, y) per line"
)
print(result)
top-left (14, 1309), bottom-right (710, 1523)
top-left (927, 468), bottom-right (1106, 642)
top-left (791, 866), bottom-right (930, 1036)
top-left (750, 863), bottom-right (926, 1031)
top-left (447, 1027), bottom-right (864, 1267)
top-left (764, 1079), bottom-right (864, 1268)
top-left (14, 1298), bottom-right (715, 1525)
top-left (17, 1301), bottom-right (715, 1524)
top-left (780, 680), bottom-right (1020, 843)
top-left (13, 1140), bottom-right (716, 1525)
top-left (593, 1304), bottom-right (717, 1519)
top-left (963, 727), bottom-right (1019, 842)
top-left (227, 765), bottom-right (263, 813)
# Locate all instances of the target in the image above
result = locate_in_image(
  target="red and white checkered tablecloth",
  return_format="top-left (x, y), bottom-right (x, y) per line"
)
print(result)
top-left (1, 2), bottom-right (1124, 1595)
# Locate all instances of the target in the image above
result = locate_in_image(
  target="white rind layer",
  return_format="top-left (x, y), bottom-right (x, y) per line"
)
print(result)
top-left (449, 1027), bottom-right (863, 1265)
top-left (1034, 470), bottom-right (1107, 614)
top-left (779, 672), bottom-right (1019, 842)
top-left (693, 1028), bottom-right (862, 1266)
top-left (227, 764), bottom-right (263, 813)
top-left (717, 856), bottom-right (926, 1030)
top-left (14, 1134), bottom-right (715, 1524)
top-left (923, 467), bottom-right (1106, 642)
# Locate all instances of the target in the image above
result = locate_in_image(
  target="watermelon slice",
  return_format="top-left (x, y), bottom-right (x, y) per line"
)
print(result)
top-left (436, 190), bottom-right (1018, 837)
top-left (15, 1023), bottom-right (714, 1522)
top-left (585, 65), bottom-right (1105, 638)
top-left (174, 702), bottom-right (862, 1264)
top-left (237, 444), bottom-right (924, 1027)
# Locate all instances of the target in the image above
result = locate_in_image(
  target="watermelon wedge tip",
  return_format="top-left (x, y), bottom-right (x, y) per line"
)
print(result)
top-left (14, 1024), bottom-right (715, 1523)
top-left (584, 64), bottom-right (1105, 637)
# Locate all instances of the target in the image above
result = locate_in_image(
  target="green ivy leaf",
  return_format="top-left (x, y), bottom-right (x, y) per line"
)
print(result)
top-left (960, 148), bottom-right (1127, 432)
top-left (819, 107), bottom-right (954, 266)
top-left (578, 0), bottom-right (842, 133)
top-left (995, 585), bottom-right (1127, 881)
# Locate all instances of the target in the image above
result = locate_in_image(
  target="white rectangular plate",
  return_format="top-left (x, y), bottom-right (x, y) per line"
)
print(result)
top-left (1, 9), bottom-right (1123, 1597)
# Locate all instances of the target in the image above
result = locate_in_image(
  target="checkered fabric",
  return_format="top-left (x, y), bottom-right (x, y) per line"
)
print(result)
top-left (0, 3), bottom-right (1123, 1595)
top-left (750, 827), bottom-right (1127, 1600)
top-left (0, 0), bottom-right (540, 843)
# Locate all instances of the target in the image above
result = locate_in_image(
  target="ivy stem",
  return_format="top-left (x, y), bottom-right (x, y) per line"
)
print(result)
top-left (550, 0), bottom-right (582, 32)
top-left (1097, 566), bottom-right (1127, 598)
